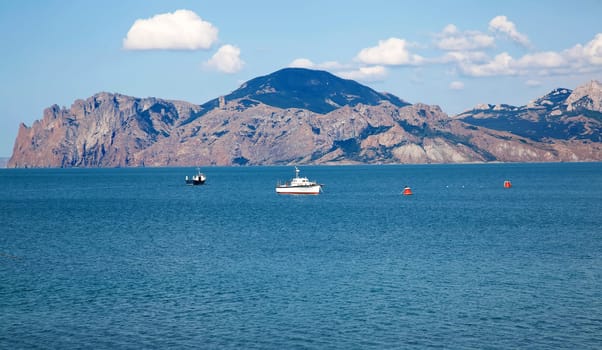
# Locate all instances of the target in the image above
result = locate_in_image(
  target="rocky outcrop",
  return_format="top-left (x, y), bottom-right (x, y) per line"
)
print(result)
top-left (566, 80), bottom-right (602, 112)
top-left (456, 81), bottom-right (602, 144)
top-left (9, 93), bottom-right (201, 167)
top-left (8, 69), bottom-right (602, 167)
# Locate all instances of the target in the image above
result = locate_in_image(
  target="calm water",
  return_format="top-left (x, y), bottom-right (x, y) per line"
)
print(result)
top-left (1, 163), bottom-right (601, 349)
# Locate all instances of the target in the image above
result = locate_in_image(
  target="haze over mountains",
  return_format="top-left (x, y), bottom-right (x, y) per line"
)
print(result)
top-left (8, 68), bottom-right (602, 168)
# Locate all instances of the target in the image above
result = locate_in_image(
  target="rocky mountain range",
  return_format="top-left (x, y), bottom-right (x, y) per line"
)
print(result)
top-left (8, 68), bottom-right (602, 167)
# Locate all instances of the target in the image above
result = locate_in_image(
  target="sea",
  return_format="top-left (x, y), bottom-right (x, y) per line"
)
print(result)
top-left (1, 163), bottom-right (601, 349)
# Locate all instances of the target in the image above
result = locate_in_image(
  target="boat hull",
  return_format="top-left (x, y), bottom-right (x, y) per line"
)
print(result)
top-left (276, 185), bottom-right (321, 195)
top-left (185, 174), bottom-right (206, 185)
top-left (185, 179), bottom-right (206, 185)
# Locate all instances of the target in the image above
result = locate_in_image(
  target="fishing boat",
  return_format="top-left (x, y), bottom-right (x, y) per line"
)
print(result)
top-left (276, 167), bottom-right (322, 195)
top-left (185, 168), bottom-right (206, 185)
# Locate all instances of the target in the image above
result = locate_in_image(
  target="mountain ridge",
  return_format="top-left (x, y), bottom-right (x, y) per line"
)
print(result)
top-left (456, 80), bottom-right (602, 142)
top-left (8, 69), bottom-right (602, 167)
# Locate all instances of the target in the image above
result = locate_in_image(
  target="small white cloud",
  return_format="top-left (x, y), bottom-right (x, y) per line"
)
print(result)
top-left (337, 66), bottom-right (388, 82)
top-left (318, 61), bottom-right (348, 70)
top-left (459, 52), bottom-right (516, 77)
top-left (123, 9), bottom-right (218, 50)
top-left (442, 24), bottom-right (458, 35)
top-left (204, 45), bottom-right (244, 73)
top-left (439, 51), bottom-right (490, 64)
top-left (356, 38), bottom-right (423, 65)
top-left (288, 59), bottom-right (348, 71)
top-left (289, 58), bottom-right (315, 68)
top-left (449, 81), bottom-right (465, 90)
top-left (435, 24), bottom-right (495, 51)
top-left (525, 80), bottom-right (541, 87)
top-left (488, 15), bottom-right (530, 47)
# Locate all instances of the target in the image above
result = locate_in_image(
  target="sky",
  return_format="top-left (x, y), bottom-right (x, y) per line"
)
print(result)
top-left (1, 0), bottom-right (601, 157)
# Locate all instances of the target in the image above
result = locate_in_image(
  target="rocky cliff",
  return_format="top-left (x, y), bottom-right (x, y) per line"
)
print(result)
top-left (8, 69), bottom-right (602, 167)
top-left (456, 83), bottom-right (602, 143)
top-left (9, 93), bottom-right (201, 167)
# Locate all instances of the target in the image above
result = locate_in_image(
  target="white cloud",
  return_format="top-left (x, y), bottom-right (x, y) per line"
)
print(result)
top-left (337, 66), bottom-right (388, 82)
top-left (288, 59), bottom-right (348, 70)
top-left (449, 81), bottom-right (465, 90)
top-left (525, 80), bottom-right (541, 87)
top-left (288, 58), bottom-right (382, 81)
top-left (439, 51), bottom-right (490, 64)
top-left (123, 9), bottom-right (218, 50)
top-left (459, 52), bottom-right (516, 77)
top-left (289, 58), bottom-right (315, 68)
top-left (295, 23), bottom-right (602, 82)
top-left (488, 15), bottom-right (530, 47)
top-left (204, 45), bottom-right (244, 73)
top-left (584, 33), bottom-right (602, 64)
top-left (566, 33), bottom-right (602, 65)
top-left (435, 24), bottom-right (494, 51)
top-left (356, 38), bottom-right (423, 65)
top-left (457, 33), bottom-right (602, 77)
top-left (515, 51), bottom-right (567, 69)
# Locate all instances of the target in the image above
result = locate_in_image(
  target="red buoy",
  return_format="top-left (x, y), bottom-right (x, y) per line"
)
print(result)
top-left (402, 186), bottom-right (413, 195)
top-left (504, 180), bottom-right (512, 188)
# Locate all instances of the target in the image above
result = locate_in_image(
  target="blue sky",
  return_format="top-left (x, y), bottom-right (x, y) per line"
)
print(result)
top-left (1, 0), bottom-right (601, 157)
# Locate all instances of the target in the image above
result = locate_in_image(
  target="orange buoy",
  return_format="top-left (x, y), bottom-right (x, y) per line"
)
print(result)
top-left (503, 180), bottom-right (512, 188)
top-left (402, 186), bottom-right (413, 195)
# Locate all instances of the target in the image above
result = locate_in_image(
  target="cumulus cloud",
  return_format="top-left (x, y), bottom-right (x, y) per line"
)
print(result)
top-left (439, 50), bottom-right (490, 64)
top-left (204, 45), bottom-right (244, 73)
top-left (515, 51), bottom-right (567, 69)
top-left (459, 52), bottom-right (516, 77)
top-left (457, 33), bottom-right (602, 77)
top-left (292, 20), bottom-right (602, 82)
top-left (289, 58), bottom-right (315, 68)
top-left (449, 81), bottom-right (465, 90)
top-left (566, 33), bottom-right (602, 65)
top-left (356, 38), bottom-right (423, 65)
top-left (123, 9), bottom-right (218, 50)
top-left (525, 80), bottom-right (541, 87)
top-left (435, 24), bottom-right (494, 51)
top-left (488, 15), bottom-right (530, 47)
top-left (584, 33), bottom-right (602, 64)
top-left (337, 66), bottom-right (388, 82)
top-left (288, 58), bottom-right (348, 70)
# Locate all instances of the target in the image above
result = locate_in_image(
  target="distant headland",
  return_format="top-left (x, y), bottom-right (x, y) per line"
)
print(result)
top-left (7, 68), bottom-right (602, 168)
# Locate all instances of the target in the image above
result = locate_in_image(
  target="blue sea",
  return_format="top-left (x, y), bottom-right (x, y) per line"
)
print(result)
top-left (1, 163), bottom-right (601, 349)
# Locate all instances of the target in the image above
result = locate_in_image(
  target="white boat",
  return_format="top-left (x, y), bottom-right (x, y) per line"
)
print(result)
top-left (185, 168), bottom-right (206, 185)
top-left (276, 167), bottom-right (322, 195)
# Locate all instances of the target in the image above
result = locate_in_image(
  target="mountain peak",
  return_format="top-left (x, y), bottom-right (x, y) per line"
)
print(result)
top-left (223, 67), bottom-right (410, 114)
top-left (526, 87), bottom-right (572, 109)
top-left (566, 80), bottom-right (602, 112)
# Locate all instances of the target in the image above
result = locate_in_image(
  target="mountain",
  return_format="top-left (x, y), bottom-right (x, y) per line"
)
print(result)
top-left (566, 80), bottom-right (602, 112)
top-left (222, 68), bottom-right (410, 113)
top-left (8, 69), bottom-right (602, 167)
top-left (183, 68), bottom-right (410, 122)
top-left (9, 93), bottom-right (200, 167)
top-left (456, 81), bottom-right (602, 142)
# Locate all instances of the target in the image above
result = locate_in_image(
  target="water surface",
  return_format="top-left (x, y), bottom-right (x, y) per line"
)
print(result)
top-left (1, 163), bottom-right (601, 348)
